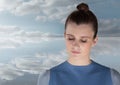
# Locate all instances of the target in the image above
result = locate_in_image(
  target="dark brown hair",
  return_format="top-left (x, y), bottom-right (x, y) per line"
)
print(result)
top-left (65, 3), bottom-right (98, 39)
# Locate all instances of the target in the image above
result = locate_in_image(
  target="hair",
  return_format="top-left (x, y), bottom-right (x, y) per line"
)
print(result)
top-left (65, 3), bottom-right (98, 39)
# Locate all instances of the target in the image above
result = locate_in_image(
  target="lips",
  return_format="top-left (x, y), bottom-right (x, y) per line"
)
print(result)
top-left (71, 51), bottom-right (80, 54)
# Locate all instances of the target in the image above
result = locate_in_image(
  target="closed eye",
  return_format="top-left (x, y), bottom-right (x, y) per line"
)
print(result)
top-left (80, 40), bottom-right (87, 43)
top-left (67, 38), bottom-right (75, 40)
top-left (67, 37), bottom-right (88, 43)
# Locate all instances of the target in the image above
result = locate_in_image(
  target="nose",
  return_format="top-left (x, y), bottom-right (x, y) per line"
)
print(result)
top-left (72, 40), bottom-right (80, 48)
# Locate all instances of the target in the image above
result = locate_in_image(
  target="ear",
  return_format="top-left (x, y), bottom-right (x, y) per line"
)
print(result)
top-left (92, 36), bottom-right (98, 47)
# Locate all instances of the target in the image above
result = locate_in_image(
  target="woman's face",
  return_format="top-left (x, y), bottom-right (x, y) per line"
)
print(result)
top-left (64, 22), bottom-right (98, 59)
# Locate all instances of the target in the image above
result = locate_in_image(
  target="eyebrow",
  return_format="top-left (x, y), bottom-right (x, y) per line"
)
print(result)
top-left (66, 34), bottom-right (91, 38)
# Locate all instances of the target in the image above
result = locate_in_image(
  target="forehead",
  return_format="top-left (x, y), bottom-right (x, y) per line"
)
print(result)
top-left (65, 23), bottom-right (94, 38)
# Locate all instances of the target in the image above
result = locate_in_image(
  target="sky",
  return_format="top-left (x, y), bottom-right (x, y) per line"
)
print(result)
top-left (0, 0), bottom-right (120, 85)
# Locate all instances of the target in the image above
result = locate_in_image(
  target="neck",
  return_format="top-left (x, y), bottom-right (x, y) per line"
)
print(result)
top-left (67, 56), bottom-right (91, 66)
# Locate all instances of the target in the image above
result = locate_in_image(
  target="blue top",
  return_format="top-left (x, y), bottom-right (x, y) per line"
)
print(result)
top-left (49, 60), bottom-right (112, 85)
top-left (37, 60), bottom-right (120, 85)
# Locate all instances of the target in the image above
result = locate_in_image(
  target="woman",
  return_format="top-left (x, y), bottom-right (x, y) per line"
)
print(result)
top-left (37, 3), bottom-right (120, 85)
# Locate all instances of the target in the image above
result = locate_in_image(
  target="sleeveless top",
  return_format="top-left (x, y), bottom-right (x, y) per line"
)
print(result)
top-left (37, 60), bottom-right (120, 85)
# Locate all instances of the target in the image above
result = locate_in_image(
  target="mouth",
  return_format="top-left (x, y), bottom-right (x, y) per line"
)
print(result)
top-left (71, 51), bottom-right (80, 54)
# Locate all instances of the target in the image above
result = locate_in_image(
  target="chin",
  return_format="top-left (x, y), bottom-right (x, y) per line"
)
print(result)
top-left (70, 54), bottom-right (80, 57)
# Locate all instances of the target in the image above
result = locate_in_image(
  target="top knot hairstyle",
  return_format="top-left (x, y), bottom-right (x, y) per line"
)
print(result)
top-left (77, 3), bottom-right (89, 12)
top-left (65, 3), bottom-right (98, 39)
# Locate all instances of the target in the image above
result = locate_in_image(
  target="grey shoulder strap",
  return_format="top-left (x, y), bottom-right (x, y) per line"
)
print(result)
top-left (110, 69), bottom-right (120, 85)
top-left (37, 70), bottom-right (50, 85)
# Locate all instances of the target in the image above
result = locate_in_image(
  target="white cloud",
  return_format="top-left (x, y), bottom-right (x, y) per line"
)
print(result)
top-left (35, 3), bottom-right (74, 23)
top-left (98, 19), bottom-right (120, 37)
top-left (91, 37), bottom-right (120, 56)
top-left (36, 15), bottom-right (47, 22)
top-left (0, 25), bottom-right (21, 34)
top-left (0, 0), bottom-right (118, 23)
top-left (0, 38), bottom-right (22, 48)
top-left (12, 0), bottom-right (42, 15)
top-left (0, 50), bottom-right (67, 80)
top-left (12, 51), bottom-right (67, 74)
top-left (0, 0), bottom-right (22, 12)
top-left (0, 63), bottom-right (24, 80)
top-left (0, 25), bottom-right (63, 48)
top-left (0, 0), bottom-right (81, 22)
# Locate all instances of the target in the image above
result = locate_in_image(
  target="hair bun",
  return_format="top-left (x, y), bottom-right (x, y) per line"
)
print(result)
top-left (77, 3), bottom-right (89, 12)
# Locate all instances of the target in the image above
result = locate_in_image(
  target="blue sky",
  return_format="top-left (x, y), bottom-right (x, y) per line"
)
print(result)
top-left (0, 0), bottom-right (120, 85)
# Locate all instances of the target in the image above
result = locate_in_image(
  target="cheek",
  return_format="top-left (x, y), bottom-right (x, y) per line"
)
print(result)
top-left (65, 40), bottom-right (72, 49)
top-left (66, 41), bottom-right (70, 46)
top-left (82, 43), bottom-right (93, 51)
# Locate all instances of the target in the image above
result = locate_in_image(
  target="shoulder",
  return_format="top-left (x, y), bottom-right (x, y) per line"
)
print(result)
top-left (50, 61), bottom-right (67, 72)
top-left (37, 61), bottom-right (66, 85)
top-left (37, 70), bottom-right (50, 85)
top-left (110, 69), bottom-right (120, 85)
top-left (92, 61), bottom-right (110, 71)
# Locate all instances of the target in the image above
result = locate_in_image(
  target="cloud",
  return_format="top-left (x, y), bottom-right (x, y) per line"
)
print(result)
top-left (0, 25), bottom-right (23, 48)
top-left (36, 15), bottom-right (47, 22)
top-left (91, 37), bottom-right (120, 56)
top-left (98, 19), bottom-right (120, 37)
top-left (0, 25), bottom-right (21, 34)
top-left (12, 51), bottom-right (67, 74)
top-left (0, 47), bottom-right (66, 81)
top-left (35, 4), bottom-right (74, 22)
top-left (0, 63), bottom-right (24, 80)
top-left (0, 0), bottom-right (22, 12)
top-left (0, 0), bottom-right (118, 24)
top-left (0, 25), bottom-right (63, 48)
top-left (0, 50), bottom-right (67, 80)
top-left (12, 0), bottom-right (42, 15)
top-left (0, 0), bottom-right (95, 22)
top-left (12, 0), bottom-right (76, 15)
